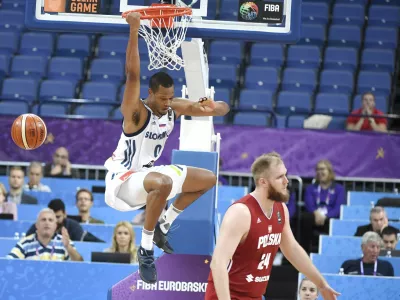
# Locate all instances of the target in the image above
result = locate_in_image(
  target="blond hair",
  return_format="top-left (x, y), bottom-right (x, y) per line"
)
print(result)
top-left (251, 152), bottom-right (283, 185)
top-left (316, 159), bottom-right (335, 183)
top-left (0, 183), bottom-right (7, 197)
top-left (110, 221), bottom-right (138, 263)
top-left (299, 277), bottom-right (319, 295)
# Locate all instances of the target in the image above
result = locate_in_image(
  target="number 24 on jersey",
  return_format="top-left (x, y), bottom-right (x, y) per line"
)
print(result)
top-left (257, 253), bottom-right (271, 270)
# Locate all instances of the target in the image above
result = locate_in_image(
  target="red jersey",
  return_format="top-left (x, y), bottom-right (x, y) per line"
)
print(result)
top-left (346, 108), bottom-right (387, 131)
top-left (205, 195), bottom-right (285, 300)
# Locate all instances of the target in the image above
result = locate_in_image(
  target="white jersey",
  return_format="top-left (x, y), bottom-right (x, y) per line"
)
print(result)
top-left (104, 104), bottom-right (175, 173)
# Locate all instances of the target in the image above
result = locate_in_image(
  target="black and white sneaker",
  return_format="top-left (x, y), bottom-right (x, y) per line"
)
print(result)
top-left (153, 223), bottom-right (174, 254)
top-left (137, 246), bottom-right (157, 284)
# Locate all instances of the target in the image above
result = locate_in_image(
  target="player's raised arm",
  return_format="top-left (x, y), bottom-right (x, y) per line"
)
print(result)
top-left (121, 12), bottom-right (148, 133)
top-left (279, 204), bottom-right (340, 300)
top-left (209, 203), bottom-right (251, 300)
top-left (171, 97), bottom-right (230, 118)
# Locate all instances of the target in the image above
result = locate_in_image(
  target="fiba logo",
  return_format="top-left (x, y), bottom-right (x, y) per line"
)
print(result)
top-left (239, 2), bottom-right (258, 21)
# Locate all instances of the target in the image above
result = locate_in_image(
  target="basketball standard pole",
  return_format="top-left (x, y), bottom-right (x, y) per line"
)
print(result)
top-left (164, 37), bottom-right (221, 254)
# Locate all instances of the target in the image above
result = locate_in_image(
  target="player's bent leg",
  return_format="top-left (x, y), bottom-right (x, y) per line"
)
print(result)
top-left (155, 167), bottom-right (216, 253)
top-left (173, 166), bottom-right (217, 210)
top-left (137, 172), bottom-right (172, 284)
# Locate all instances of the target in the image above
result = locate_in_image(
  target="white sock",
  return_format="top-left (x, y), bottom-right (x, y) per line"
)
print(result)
top-left (160, 204), bottom-right (182, 234)
top-left (141, 228), bottom-right (154, 251)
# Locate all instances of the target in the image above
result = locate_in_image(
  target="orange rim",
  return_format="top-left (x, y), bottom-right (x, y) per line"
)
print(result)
top-left (122, 4), bottom-right (192, 20)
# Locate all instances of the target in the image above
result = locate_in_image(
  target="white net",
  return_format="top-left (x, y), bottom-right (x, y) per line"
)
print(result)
top-left (138, 7), bottom-right (192, 71)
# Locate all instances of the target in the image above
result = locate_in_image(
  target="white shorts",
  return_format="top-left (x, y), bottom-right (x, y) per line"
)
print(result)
top-left (105, 165), bottom-right (188, 212)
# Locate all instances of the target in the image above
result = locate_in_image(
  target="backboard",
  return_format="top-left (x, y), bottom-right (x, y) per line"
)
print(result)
top-left (26, 0), bottom-right (302, 43)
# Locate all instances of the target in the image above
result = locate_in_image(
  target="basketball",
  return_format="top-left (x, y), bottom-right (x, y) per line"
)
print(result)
top-left (11, 114), bottom-right (47, 150)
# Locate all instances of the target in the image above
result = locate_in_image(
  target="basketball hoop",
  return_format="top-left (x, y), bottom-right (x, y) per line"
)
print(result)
top-left (122, 4), bottom-right (192, 71)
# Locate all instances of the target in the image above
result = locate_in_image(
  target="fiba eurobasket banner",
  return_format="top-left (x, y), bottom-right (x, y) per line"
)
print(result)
top-left (0, 116), bottom-right (399, 178)
top-left (108, 254), bottom-right (211, 300)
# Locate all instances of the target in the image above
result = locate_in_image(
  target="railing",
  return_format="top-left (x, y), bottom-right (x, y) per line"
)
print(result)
top-left (285, 111), bottom-right (400, 132)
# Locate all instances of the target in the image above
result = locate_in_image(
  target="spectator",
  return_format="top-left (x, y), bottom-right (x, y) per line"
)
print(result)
top-left (341, 231), bottom-right (394, 276)
top-left (104, 221), bottom-right (138, 264)
top-left (0, 183), bottom-right (17, 220)
top-left (24, 161), bottom-right (51, 192)
top-left (381, 226), bottom-right (399, 251)
top-left (44, 147), bottom-right (79, 178)
top-left (7, 208), bottom-right (83, 261)
top-left (300, 160), bottom-right (345, 252)
top-left (298, 277), bottom-right (319, 300)
top-left (354, 206), bottom-right (388, 237)
top-left (6, 166), bottom-right (38, 204)
top-left (346, 92), bottom-right (387, 132)
top-left (75, 189), bottom-right (104, 224)
top-left (26, 199), bottom-right (84, 241)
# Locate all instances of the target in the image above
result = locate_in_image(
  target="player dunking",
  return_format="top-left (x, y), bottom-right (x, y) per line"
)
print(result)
top-left (205, 152), bottom-right (340, 300)
top-left (103, 12), bottom-right (229, 284)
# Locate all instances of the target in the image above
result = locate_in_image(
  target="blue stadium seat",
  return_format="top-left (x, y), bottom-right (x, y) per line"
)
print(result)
top-left (276, 91), bottom-right (312, 114)
top-left (97, 35), bottom-right (128, 60)
top-left (0, 100), bottom-right (29, 115)
top-left (47, 57), bottom-right (83, 83)
top-left (303, 0), bottom-right (333, 3)
top-left (299, 24), bottom-right (326, 47)
top-left (56, 34), bottom-right (91, 58)
top-left (75, 105), bottom-right (112, 118)
top-left (0, 78), bottom-right (38, 103)
top-left (364, 27), bottom-right (398, 49)
top-left (288, 116), bottom-right (306, 128)
top-left (327, 117), bottom-right (347, 130)
top-left (237, 90), bottom-right (273, 111)
top-left (167, 69), bottom-right (185, 86)
top-left (0, 10), bottom-right (24, 32)
top-left (81, 82), bottom-right (118, 102)
top-left (19, 32), bottom-right (54, 58)
top-left (335, 0), bottom-right (368, 5)
top-left (244, 66), bottom-right (279, 92)
top-left (89, 58), bottom-right (124, 83)
top-left (117, 84), bottom-right (149, 103)
top-left (328, 25), bottom-right (361, 48)
top-left (357, 71), bottom-right (392, 97)
top-left (315, 93), bottom-right (350, 113)
top-left (332, 4), bottom-right (365, 26)
top-left (372, 0), bottom-right (400, 5)
top-left (323, 47), bottom-right (358, 71)
top-left (34, 103), bottom-right (68, 117)
top-left (208, 41), bottom-right (243, 65)
top-left (111, 108), bottom-right (123, 120)
top-left (0, 0), bottom-right (25, 10)
top-left (319, 70), bottom-right (354, 94)
top-left (0, 32), bottom-right (19, 56)
top-left (10, 56), bottom-right (47, 79)
top-left (233, 112), bottom-right (270, 126)
top-left (276, 115), bottom-right (306, 129)
top-left (302, 2), bottom-right (329, 25)
top-left (361, 49), bottom-right (395, 73)
top-left (368, 5), bottom-right (400, 27)
top-left (286, 45), bottom-right (321, 69)
top-left (282, 68), bottom-right (317, 93)
top-left (249, 44), bottom-right (284, 68)
top-left (214, 88), bottom-right (231, 105)
top-left (353, 94), bottom-right (387, 112)
top-left (39, 80), bottom-right (76, 101)
top-left (219, 1), bottom-right (238, 21)
top-left (209, 64), bottom-right (237, 88)
top-left (140, 62), bottom-right (159, 83)
top-left (0, 55), bottom-right (9, 79)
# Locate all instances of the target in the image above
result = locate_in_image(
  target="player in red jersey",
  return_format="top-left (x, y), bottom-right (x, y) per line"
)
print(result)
top-left (205, 152), bottom-right (340, 300)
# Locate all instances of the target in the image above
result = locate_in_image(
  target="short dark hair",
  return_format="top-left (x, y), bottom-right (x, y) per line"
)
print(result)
top-left (382, 226), bottom-right (399, 238)
top-left (48, 199), bottom-right (65, 213)
top-left (76, 188), bottom-right (93, 202)
top-left (149, 72), bottom-right (174, 92)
